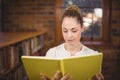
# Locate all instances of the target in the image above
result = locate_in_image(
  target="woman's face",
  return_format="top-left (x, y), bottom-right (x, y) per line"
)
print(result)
top-left (62, 17), bottom-right (84, 45)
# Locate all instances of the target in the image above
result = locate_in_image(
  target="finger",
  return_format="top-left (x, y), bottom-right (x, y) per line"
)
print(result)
top-left (96, 74), bottom-right (100, 80)
top-left (94, 73), bottom-right (104, 80)
top-left (91, 74), bottom-right (98, 80)
top-left (61, 73), bottom-right (72, 80)
top-left (51, 71), bottom-right (62, 80)
top-left (40, 73), bottom-right (48, 80)
top-left (98, 73), bottom-right (104, 80)
top-left (68, 75), bottom-right (72, 80)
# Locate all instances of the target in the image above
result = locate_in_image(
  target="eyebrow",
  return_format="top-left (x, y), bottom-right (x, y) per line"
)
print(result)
top-left (71, 28), bottom-right (77, 30)
top-left (63, 27), bottom-right (78, 30)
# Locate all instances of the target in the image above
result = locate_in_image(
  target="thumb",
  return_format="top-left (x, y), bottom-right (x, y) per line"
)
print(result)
top-left (40, 73), bottom-right (49, 80)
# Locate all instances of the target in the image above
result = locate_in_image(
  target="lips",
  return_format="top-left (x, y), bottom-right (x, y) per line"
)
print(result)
top-left (67, 39), bottom-right (74, 43)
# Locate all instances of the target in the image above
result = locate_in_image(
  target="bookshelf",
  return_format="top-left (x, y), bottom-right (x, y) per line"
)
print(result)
top-left (0, 29), bottom-right (46, 80)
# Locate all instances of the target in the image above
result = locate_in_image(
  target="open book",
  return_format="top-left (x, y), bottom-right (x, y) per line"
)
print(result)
top-left (21, 53), bottom-right (103, 80)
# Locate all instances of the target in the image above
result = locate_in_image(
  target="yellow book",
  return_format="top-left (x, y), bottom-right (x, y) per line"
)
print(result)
top-left (21, 53), bottom-right (103, 80)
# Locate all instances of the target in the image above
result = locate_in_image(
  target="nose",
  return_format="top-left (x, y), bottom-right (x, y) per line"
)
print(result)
top-left (67, 31), bottom-right (72, 38)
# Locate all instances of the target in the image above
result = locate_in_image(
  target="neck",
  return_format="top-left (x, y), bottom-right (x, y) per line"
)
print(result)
top-left (64, 42), bottom-right (82, 56)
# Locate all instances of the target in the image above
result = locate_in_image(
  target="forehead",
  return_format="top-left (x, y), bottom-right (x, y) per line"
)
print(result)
top-left (62, 17), bottom-right (80, 28)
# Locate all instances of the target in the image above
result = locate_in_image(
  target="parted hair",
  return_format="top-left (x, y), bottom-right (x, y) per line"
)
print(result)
top-left (61, 5), bottom-right (83, 27)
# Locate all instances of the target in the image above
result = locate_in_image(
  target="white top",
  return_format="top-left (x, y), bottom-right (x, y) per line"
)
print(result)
top-left (46, 43), bottom-right (98, 58)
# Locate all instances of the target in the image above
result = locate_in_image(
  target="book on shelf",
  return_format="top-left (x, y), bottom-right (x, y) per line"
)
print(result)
top-left (21, 53), bottom-right (103, 80)
top-left (0, 31), bottom-right (46, 80)
top-left (22, 40), bottom-right (31, 56)
top-left (31, 36), bottom-right (43, 55)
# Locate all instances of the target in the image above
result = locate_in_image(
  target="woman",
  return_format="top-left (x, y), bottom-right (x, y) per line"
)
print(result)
top-left (40, 5), bottom-right (104, 80)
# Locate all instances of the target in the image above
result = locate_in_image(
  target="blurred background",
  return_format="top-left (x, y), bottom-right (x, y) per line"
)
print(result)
top-left (0, 0), bottom-right (120, 80)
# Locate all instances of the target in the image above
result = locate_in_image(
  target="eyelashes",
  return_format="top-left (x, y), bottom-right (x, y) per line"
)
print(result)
top-left (63, 30), bottom-right (77, 33)
top-left (72, 30), bottom-right (77, 33)
top-left (63, 30), bottom-right (67, 33)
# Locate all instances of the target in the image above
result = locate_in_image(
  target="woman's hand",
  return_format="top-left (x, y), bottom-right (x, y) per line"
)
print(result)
top-left (51, 71), bottom-right (72, 80)
top-left (92, 73), bottom-right (104, 80)
top-left (40, 71), bottom-right (72, 80)
top-left (40, 71), bottom-right (104, 80)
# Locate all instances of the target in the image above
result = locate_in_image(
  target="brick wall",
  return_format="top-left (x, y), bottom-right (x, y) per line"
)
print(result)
top-left (3, 0), bottom-right (56, 31)
top-left (2, 0), bottom-right (57, 53)
top-left (1, 0), bottom-right (120, 80)
top-left (0, 0), bottom-right (2, 31)
top-left (88, 45), bottom-right (120, 80)
top-left (111, 0), bottom-right (120, 45)
top-left (89, 1), bottom-right (120, 79)
top-left (107, 1), bottom-right (120, 79)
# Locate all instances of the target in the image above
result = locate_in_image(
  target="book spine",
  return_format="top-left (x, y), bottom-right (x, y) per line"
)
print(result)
top-left (60, 60), bottom-right (65, 76)
top-left (99, 53), bottom-right (103, 73)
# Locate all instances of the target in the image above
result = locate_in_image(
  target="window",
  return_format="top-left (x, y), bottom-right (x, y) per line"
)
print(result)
top-left (55, 0), bottom-right (110, 44)
top-left (63, 0), bottom-right (102, 41)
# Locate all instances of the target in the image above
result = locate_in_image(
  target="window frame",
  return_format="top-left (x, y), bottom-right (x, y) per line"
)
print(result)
top-left (55, 0), bottom-right (111, 45)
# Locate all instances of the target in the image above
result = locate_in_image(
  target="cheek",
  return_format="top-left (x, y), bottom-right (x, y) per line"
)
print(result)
top-left (77, 28), bottom-right (83, 38)
top-left (74, 33), bottom-right (81, 39)
top-left (62, 32), bottom-right (66, 39)
top-left (74, 32), bottom-right (82, 40)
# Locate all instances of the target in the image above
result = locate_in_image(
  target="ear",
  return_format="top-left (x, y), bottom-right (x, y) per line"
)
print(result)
top-left (81, 25), bottom-right (84, 33)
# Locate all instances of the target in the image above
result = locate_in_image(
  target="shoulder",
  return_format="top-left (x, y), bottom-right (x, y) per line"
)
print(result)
top-left (47, 43), bottom-right (64, 52)
top-left (82, 45), bottom-right (98, 54)
top-left (46, 43), bottom-right (64, 57)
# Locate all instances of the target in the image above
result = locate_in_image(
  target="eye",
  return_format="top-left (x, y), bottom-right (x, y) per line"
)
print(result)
top-left (63, 28), bottom-right (68, 33)
top-left (72, 29), bottom-right (77, 33)
top-left (63, 30), bottom-right (67, 33)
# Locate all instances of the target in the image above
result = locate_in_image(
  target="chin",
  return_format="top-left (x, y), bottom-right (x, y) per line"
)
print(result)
top-left (67, 42), bottom-right (75, 45)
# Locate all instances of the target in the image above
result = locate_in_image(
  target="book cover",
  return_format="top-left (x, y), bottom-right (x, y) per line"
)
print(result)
top-left (21, 53), bottom-right (103, 80)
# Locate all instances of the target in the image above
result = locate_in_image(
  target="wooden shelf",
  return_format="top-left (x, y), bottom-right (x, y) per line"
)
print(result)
top-left (0, 63), bottom-right (21, 77)
top-left (0, 29), bottom-right (47, 79)
top-left (0, 29), bottom-right (46, 48)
